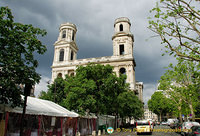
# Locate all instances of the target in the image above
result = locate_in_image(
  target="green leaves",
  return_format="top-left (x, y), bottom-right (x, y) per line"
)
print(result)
top-left (148, 0), bottom-right (200, 62)
top-left (148, 91), bottom-right (173, 116)
top-left (158, 58), bottom-right (200, 120)
top-left (40, 64), bottom-right (143, 119)
top-left (118, 91), bottom-right (143, 119)
top-left (0, 6), bottom-right (47, 107)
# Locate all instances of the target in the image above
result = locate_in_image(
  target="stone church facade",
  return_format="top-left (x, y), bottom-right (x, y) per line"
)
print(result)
top-left (51, 17), bottom-right (143, 102)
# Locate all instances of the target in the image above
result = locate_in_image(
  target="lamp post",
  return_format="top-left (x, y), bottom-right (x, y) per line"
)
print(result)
top-left (20, 82), bottom-right (32, 136)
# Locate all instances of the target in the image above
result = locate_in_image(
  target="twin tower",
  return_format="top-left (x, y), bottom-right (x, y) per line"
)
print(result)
top-left (51, 17), bottom-right (143, 101)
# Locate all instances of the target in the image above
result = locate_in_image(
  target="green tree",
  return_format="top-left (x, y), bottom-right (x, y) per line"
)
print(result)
top-left (159, 58), bottom-right (200, 121)
top-left (148, 0), bottom-right (200, 62)
top-left (118, 91), bottom-right (144, 120)
top-left (99, 71), bottom-right (129, 115)
top-left (39, 77), bottom-right (66, 105)
top-left (62, 74), bottom-right (97, 115)
top-left (40, 64), bottom-right (143, 121)
top-left (0, 7), bottom-right (47, 107)
top-left (148, 91), bottom-right (172, 121)
top-left (63, 64), bottom-right (131, 116)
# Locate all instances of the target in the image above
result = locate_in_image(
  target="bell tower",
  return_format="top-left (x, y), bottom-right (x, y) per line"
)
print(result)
top-left (112, 17), bottom-right (134, 57)
top-left (53, 23), bottom-right (78, 65)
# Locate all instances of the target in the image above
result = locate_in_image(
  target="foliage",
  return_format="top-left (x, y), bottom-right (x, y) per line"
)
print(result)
top-left (40, 64), bottom-right (143, 119)
top-left (118, 91), bottom-right (144, 119)
top-left (62, 64), bottom-right (132, 116)
top-left (0, 7), bottom-right (47, 107)
top-left (62, 74), bottom-right (97, 115)
top-left (148, 0), bottom-right (200, 62)
top-left (148, 91), bottom-right (173, 121)
top-left (39, 77), bottom-right (66, 105)
top-left (158, 58), bottom-right (200, 121)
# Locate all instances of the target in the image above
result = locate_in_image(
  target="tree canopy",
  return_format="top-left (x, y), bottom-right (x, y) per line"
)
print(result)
top-left (118, 91), bottom-right (144, 119)
top-left (148, 0), bottom-right (200, 62)
top-left (148, 91), bottom-right (173, 121)
top-left (158, 58), bottom-right (199, 121)
top-left (0, 6), bottom-right (47, 107)
top-left (40, 64), bottom-right (144, 119)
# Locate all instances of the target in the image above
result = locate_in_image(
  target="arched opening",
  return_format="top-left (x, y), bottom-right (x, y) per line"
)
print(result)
top-left (119, 44), bottom-right (124, 55)
top-left (120, 68), bottom-right (126, 75)
top-left (119, 24), bottom-right (123, 31)
top-left (59, 49), bottom-right (64, 61)
top-left (57, 73), bottom-right (62, 78)
top-left (71, 51), bottom-right (74, 60)
top-left (70, 72), bottom-right (74, 77)
top-left (62, 30), bottom-right (66, 38)
top-left (120, 68), bottom-right (126, 83)
top-left (72, 30), bottom-right (75, 41)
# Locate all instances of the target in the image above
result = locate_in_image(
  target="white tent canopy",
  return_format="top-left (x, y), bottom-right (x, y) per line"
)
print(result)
top-left (0, 96), bottom-right (79, 117)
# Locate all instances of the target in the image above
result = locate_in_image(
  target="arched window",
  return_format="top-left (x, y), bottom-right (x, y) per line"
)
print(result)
top-left (71, 51), bottom-right (74, 60)
top-left (70, 72), bottom-right (74, 77)
top-left (120, 68), bottom-right (126, 83)
top-left (120, 68), bottom-right (126, 75)
top-left (57, 73), bottom-right (62, 78)
top-left (62, 30), bottom-right (66, 38)
top-left (119, 44), bottom-right (124, 55)
top-left (59, 49), bottom-right (64, 61)
top-left (72, 30), bottom-right (75, 41)
top-left (119, 24), bottom-right (123, 31)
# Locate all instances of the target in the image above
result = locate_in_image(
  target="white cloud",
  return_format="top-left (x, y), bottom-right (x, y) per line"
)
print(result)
top-left (143, 83), bottom-right (157, 105)
top-left (34, 76), bottom-right (51, 97)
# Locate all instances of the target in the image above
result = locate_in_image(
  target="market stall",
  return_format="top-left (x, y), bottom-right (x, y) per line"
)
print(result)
top-left (0, 96), bottom-right (79, 136)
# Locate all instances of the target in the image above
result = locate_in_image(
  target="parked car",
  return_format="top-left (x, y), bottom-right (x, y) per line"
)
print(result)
top-left (170, 122), bottom-right (181, 129)
top-left (181, 122), bottom-right (200, 136)
top-left (136, 120), bottom-right (152, 135)
top-left (167, 118), bottom-right (179, 126)
top-left (170, 123), bottom-right (176, 129)
top-left (161, 121), bottom-right (168, 125)
top-left (156, 121), bottom-right (160, 125)
top-left (188, 126), bottom-right (200, 136)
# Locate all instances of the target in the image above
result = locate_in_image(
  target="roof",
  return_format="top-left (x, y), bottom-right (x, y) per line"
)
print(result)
top-left (0, 96), bottom-right (78, 117)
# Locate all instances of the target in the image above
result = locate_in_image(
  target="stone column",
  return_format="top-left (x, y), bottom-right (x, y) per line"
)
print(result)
top-left (129, 65), bottom-right (135, 90)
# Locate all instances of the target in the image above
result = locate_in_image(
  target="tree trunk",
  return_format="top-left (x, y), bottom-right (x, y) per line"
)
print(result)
top-left (20, 83), bottom-right (32, 136)
top-left (178, 99), bottom-right (183, 123)
top-left (114, 115), bottom-right (117, 129)
top-left (189, 103), bottom-right (195, 121)
top-left (159, 113), bottom-right (162, 122)
top-left (178, 106), bottom-right (183, 123)
top-left (116, 114), bottom-right (119, 129)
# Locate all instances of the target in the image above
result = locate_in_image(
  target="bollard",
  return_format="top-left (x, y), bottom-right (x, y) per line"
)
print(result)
top-left (76, 132), bottom-right (80, 136)
top-left (92, 131), bottom-right (96, 136)
top-left (98, 130), bottom-right (101, 136)
top-left (103, 129), bottom-right (105, 135)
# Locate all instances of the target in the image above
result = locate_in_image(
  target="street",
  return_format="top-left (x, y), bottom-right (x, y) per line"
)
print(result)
top-left (102, 125), bottom-right (181, 136)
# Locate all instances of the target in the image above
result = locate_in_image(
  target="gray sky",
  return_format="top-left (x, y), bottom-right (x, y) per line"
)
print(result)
top-left (1, 0), bottom-right (176, 104)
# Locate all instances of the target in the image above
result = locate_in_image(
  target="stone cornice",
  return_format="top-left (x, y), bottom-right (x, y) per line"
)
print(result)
top-left (114, 17), bottom-right (131, 27)
top-left (59, 23), bottom-right (77, 32)
top-left (112, 33), bottom-right (134, 41)
top-left (51, 56), bottom-right (136, 68)
top-left (54, 40), bottom-right (78, 50)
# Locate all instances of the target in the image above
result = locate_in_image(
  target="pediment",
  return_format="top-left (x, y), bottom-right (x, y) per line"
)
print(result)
top-left (54, 40), bottom-right (78, 50)
top-left (54, 40), bottom-right (68, 45)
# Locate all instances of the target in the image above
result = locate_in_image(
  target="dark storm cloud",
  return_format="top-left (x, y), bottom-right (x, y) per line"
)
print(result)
top-left (0, 0), bottom-right (177, 104)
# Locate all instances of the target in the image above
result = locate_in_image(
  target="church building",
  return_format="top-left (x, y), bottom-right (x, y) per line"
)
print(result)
top-left (51, 17), bottom-right (143, 102)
